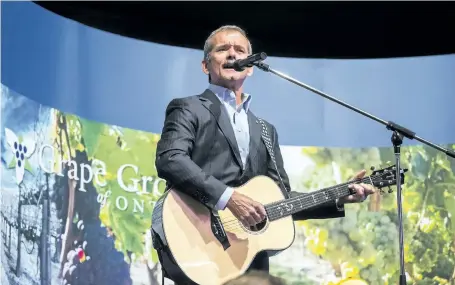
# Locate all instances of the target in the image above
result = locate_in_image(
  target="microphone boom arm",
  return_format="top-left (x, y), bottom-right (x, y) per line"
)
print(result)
top-left (253, 58), bottom-right (455, 285)
top-left (253, 61), bottom-right (455, 157)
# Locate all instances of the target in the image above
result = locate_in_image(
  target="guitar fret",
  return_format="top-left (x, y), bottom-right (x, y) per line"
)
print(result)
top-left (266, 177), bottom-right (377, 221)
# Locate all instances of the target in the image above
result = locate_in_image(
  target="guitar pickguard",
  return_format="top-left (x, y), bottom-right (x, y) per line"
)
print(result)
top-left (210, 211), bottom-right (231, 250)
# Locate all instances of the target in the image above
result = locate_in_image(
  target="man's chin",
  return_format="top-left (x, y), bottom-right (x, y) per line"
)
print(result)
top-left (223, 74), bottom-right (245, 81)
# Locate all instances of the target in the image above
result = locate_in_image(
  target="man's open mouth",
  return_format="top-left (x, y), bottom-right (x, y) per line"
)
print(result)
top-left (223, 62), bottom-right (235, 69)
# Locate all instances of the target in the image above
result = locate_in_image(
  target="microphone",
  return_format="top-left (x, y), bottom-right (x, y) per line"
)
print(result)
top-left (224, 52), bottom-right (267, 72)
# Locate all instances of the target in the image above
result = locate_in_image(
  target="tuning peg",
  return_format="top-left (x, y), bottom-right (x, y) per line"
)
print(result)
top-left (388, 186), bottom-right (393, 193)
top-left (370, 166), bottom-right (375, 171)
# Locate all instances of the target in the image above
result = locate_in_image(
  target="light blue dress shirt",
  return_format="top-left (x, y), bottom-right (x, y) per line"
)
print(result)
top-left (208, 84), bottom-right (252, 210)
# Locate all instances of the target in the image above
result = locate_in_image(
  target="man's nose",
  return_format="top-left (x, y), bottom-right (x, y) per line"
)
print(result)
top-left (227, 47), bottom-right (237, 58)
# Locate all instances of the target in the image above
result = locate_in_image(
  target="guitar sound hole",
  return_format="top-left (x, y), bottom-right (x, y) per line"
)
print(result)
top-left (249, 219), bottom-right (267, 232)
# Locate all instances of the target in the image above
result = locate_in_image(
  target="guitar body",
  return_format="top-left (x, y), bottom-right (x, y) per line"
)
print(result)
top-left (152, 175), bottom-right (295, 285)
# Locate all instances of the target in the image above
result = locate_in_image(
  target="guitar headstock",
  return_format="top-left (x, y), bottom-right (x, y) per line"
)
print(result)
top-left (370, 165), bottom-right (408, 194)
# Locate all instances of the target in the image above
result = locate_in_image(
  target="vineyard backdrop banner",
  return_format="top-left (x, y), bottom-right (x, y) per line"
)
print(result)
top-left (2, 85), bottom-right (455, 285)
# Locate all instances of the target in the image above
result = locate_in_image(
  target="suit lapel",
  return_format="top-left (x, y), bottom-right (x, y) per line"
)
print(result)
top-left (247, 111), bottom-right (262, 166)
top-left (199, 89), bottom-right (243, 168)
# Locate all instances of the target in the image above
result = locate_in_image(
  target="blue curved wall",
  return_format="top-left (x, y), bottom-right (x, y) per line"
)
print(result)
top-left (2, 1), bottom-right (455, 148)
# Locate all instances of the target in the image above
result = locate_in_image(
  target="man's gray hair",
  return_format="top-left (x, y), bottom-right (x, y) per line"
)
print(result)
top-left (203, 25), bottom-right (253, 62)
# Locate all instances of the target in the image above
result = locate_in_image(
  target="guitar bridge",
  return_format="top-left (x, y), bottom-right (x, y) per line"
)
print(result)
top-left (210, 211), bottom-right (230, 250)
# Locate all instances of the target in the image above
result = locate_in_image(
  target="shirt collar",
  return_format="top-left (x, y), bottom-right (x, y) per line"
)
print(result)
top-left (208, 84), bottom-right (252, 112)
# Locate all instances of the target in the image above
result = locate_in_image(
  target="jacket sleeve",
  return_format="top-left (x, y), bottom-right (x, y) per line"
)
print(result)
top-left (155, 98), bottom-right (229, 210)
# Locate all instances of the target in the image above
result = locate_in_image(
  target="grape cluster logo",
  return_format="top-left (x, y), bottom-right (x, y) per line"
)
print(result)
top-left (4, 128), bottom-right (36, 185)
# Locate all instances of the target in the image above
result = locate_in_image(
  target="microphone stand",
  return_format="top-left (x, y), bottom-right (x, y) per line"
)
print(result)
top-left (252, 58), bottom-right (455, 285)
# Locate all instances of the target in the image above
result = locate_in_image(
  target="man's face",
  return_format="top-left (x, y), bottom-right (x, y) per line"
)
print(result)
top-left (202, 30), bottom-right (253, 88)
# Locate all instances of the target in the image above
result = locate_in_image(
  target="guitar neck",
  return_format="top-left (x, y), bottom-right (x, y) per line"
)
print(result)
top-left (265, 176), bottom-right (374, 221)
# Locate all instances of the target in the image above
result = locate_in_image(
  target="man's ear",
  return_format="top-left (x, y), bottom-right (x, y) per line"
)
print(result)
top-left (201, 60), bottom-right (209, 75)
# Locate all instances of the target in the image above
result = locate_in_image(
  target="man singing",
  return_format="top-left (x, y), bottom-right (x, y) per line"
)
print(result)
top-left (153, 25), bottom-right (375, 284)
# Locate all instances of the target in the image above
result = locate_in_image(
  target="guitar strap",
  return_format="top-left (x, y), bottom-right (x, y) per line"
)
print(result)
top-left (257, 118), bottom-right (290, 199)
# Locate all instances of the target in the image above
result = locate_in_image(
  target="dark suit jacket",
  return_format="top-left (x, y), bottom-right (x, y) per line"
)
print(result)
top-left (155, 89), bottom-right (345, 221)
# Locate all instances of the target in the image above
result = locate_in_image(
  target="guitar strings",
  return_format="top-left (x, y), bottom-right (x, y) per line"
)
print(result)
top-left (219, 175), bottom-right (390, 233)
top-left (221, 175), bottom-right (383, 233)
top-left (221, 176), bottom-right (375, 227)
top-left (221, 175), bottom-right (387, 232)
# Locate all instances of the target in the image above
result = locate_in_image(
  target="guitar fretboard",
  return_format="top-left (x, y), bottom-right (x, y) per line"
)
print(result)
top-left (264, 177), bottom-right (373, 221)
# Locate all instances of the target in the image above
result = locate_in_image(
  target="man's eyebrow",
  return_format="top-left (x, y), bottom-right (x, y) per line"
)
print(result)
top-left (215, 43), bottom-right (246, 49)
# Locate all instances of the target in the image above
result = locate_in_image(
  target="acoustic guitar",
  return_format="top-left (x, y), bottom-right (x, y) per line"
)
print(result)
top-left (151, 165), bottom-right (405, 285)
